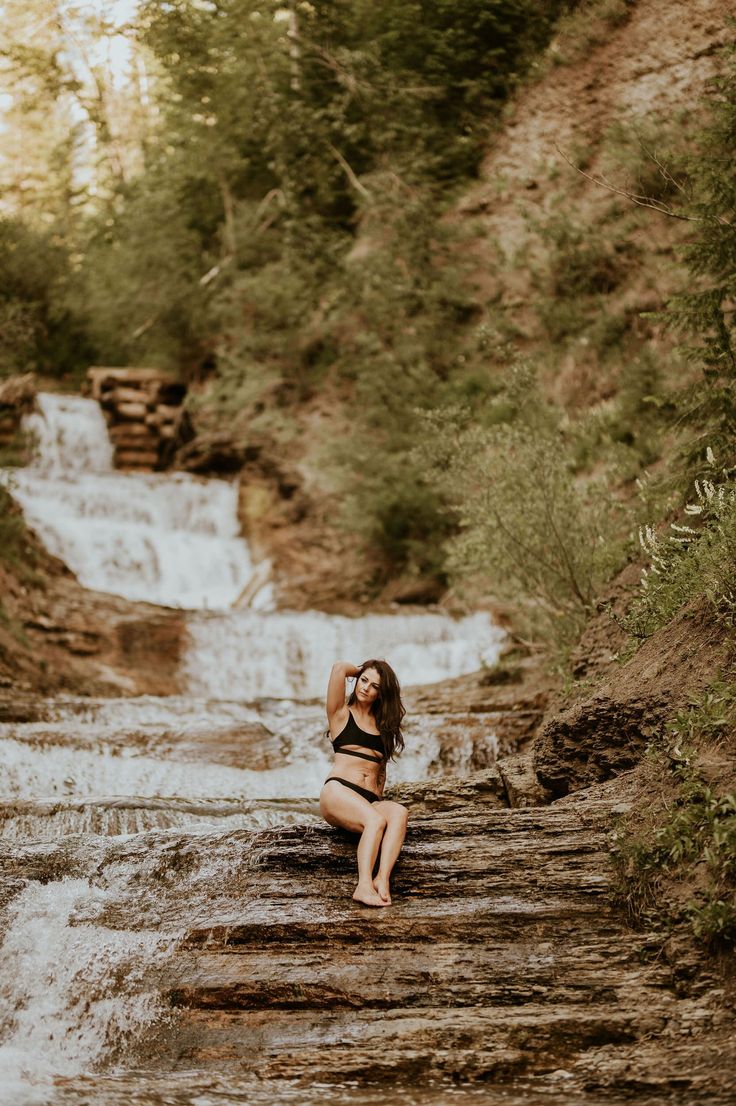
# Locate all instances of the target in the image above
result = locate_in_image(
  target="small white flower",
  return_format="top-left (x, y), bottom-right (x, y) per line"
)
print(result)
top-left (671, 523), bottom-right (698, 534)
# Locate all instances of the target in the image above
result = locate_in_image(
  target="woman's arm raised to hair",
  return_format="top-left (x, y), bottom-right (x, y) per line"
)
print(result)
top-left (326, 660), bottom-right (360, 722)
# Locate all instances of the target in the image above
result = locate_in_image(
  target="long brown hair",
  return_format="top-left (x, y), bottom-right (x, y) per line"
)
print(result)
top-left (348, 658), bottom-right (405, 760)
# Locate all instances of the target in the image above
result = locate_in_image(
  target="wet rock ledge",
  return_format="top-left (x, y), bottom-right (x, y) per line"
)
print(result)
top-left (155, 783), bottom-right (733, 1099)
top-left (5, 773), bottom-right (731, 1103)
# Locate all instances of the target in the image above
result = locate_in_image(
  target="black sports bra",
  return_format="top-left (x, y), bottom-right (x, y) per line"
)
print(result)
top-left (331, 710), bottom-right (385, 763)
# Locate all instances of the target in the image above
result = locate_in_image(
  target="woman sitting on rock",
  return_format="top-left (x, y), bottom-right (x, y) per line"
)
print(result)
top-left (320, 659), bottom-right (409, 907)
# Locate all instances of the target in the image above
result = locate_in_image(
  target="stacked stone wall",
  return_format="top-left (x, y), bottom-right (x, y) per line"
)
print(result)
top-left (88, 367), bottom-right (187, 471)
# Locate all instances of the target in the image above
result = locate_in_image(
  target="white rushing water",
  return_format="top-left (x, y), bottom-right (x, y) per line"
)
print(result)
top-left (0, 878), bottom-right (172, 1105)
top-left (8, 391), bottom-right (504, 687)
top-left (184, 609), bottom-right (504, 699)
top-left (9, 393), bottom-right (270, 610)
top-left (0, 692), bottom-right (496, 836)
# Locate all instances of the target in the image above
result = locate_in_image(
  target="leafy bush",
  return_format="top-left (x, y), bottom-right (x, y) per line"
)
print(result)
top-left (545, 0), bottom-right (635, 68)
top-left (570, 350), bottom-right (676, 481)
top-left (530, 212), bottom-right (638, 351)
top-left (322, 184), bottom-right (490, 582)
top-left (614, 685), bottom-right (736, 945)
top-left (599, 114), bottom-right (693, 205)
top-left (626, 449), bottom-right (736, 640)
top-left (533, 212), bottom-right (636, 299)
top-left (420, 366), bottom-right (625, 660)
top-left (0, 217), bottom-right (92, 381)
top-left (657, 45), bottom-right (736, 464)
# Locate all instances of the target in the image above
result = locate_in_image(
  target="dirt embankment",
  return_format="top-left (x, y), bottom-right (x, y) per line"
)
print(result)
top-left (468, 0), bottom-right (729, 233)
top-left (534, 591), bottom-right (730, 797)
top-left (0, 515), bottom-right (186, 701)
top-left (462, 0), bottom-right (729, 315)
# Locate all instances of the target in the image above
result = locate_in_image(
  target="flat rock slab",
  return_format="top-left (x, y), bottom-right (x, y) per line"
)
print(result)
top-left (121, 794), bottom-right (730, 1098)
top-left (1, 776), bottom-right (733, 1102)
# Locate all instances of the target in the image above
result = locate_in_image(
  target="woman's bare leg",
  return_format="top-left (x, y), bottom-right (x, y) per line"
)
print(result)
top-left (372, 801), bottom-right (409, 904)
top-left (320, 782), bottom-right (389, 907)
top-left (355, 809), bottom-right (388, 904)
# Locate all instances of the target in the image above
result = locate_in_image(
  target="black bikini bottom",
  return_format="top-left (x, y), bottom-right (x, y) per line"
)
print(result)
top-left (324, 777), bottom-right (380, 803)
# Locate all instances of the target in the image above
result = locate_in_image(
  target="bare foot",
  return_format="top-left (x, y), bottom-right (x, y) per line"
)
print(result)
top-left (373, 877), bottom-right (391, 904)
top-left (353, 883), bottom-right (389, 907)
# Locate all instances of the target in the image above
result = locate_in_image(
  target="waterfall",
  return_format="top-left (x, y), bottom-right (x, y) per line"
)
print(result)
top-left (0, 878), bottom-right (171, 1104)
top-left (8, 391), bottom-right (504, 688)
top-left (184, 608), bottom-right (504, 699)
top-left (9, 394), bottom-right (270, 610)
top-left (22, 393), bottom-right (114, 476)
top-left (1, 389), bottom-right (507, 1098)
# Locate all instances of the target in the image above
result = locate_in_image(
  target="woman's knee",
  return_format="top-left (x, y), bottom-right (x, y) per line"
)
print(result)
top-left (366, 808), bottom-right (388, 832)
top-left (379, 800), bottom-right (408, 825)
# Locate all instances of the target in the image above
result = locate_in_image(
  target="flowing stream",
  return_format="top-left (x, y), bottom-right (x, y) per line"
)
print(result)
top-left (0, 394), bottom-right (507, 1104)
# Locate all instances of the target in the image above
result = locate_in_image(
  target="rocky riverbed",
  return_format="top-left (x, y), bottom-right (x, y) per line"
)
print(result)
top-left (2, 762), bottom-right (734, 1105)
top-left (1, 561), bottom-right (733, 1105)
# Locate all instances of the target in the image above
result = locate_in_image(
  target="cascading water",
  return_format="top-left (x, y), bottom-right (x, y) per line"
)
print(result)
top-left (0, 878), bottom-right (172, 1102)
top-left (9, 393), bottom-right (270, 610)
top-left (184, 608), bottom-right (502, 699)
top-left (1, 391), bottom-right (506, 1103)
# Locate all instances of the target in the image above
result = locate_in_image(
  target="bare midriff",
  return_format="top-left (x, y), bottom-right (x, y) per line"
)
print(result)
top-left (329, 748), bottom-right (383, 793)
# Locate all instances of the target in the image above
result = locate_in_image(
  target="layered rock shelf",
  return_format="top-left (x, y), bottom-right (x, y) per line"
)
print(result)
top-left (153, 782), bottom-right (733, 1099)
top-left (88, 367), bottom-right (187, 471)
top-left (4, 772), bottom-right (733, 1104)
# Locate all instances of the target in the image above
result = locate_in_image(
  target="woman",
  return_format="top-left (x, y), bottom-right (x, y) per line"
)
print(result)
top-left (320, 659), bottom-right (409, 907)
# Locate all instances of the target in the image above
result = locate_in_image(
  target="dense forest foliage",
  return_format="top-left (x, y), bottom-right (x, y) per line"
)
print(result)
top-left (0, 0), bottom-right (572, 571)
top-left (1, 1), bottom-right (734, 656)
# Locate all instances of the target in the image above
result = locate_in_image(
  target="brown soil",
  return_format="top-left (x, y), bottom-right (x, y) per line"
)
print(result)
top-left (464, 0), bottom-right (730, 269)
top-left (0, 514), bottom-right (186, 701)
top-left (534, 590), bottom-right (730, 796)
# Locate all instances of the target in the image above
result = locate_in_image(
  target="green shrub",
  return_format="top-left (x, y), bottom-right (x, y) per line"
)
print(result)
top-left (599, 114), bottom-right (693, 205)
top-left (420, 366), bottom-right (626, 661)
top-left (545, 0), bottom-right (635, 68)
top-left (614, 686), bottom-right (736, 945)
top-left (535, 214), bottom-right (634, 299)
top-left (323, 186), bottom-right (489, 583)
top-left (571, 350), bottom-right (675, 478)
top-left (658, 45), bottom-right (736, 464)
top-left (535, 297), bottom-right (591, 343)
top-left (626, 449), bottom-right (736, 640)
top-left (0, 216), bottom-right (92, 380)
top-left (531, 213), bottom-right (638, 348)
